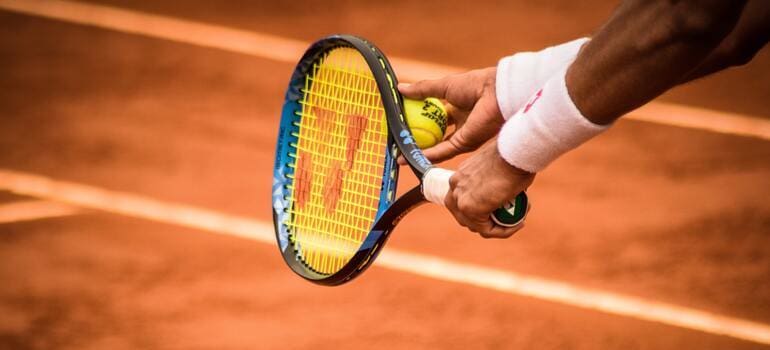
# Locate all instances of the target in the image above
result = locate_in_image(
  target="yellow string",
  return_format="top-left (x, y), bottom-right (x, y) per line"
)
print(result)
top-left (285, 47), bottom-right (387, 274)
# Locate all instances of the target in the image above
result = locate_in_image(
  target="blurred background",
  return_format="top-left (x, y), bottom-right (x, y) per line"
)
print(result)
top-left (1, 0), bottom-right (769, 349)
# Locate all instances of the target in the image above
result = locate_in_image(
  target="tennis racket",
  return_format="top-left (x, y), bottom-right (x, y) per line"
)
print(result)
top-left (273, 35), bottom-right (529, 285)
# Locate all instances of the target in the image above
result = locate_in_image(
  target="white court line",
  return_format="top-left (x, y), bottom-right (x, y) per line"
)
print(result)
top-left (1, 0), bottom-right (769, 141)
top-left (0, 199), bottom-right (83, 223)
top-left (0, 169), bottom-right (769, 345)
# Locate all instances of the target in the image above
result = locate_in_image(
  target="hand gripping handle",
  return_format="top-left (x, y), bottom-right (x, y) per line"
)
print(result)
top-left (422, 168), bottom-right (528, 227)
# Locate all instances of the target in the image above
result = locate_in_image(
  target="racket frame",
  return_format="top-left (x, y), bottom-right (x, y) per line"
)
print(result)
top-left (273, 35), bottom-right (434, 285)
top-left (274, 35), bottom-right (531, 286)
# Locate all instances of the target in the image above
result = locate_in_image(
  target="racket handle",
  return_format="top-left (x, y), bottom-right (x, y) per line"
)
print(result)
top-left (423, 168), bottom-right (528, 227)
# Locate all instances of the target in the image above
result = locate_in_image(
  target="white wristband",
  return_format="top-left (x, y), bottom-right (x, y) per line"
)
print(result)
top-left (497, 68), bottom-right (610, 173)
top-left (496, 38), bottom-right (590, 120)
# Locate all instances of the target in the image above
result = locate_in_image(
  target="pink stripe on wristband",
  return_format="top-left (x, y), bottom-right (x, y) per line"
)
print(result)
top-left (497, 67), bottom-right (609, 173)
top-left (496, 38), bottom-right (590, 120)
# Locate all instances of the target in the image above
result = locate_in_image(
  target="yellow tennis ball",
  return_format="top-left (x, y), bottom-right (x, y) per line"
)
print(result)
top-left (403, 97), bottom-right (448, 149)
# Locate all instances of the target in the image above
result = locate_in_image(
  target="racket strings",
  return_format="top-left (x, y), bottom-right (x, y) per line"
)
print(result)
top-left (285, 47), bottom-right (388, 275)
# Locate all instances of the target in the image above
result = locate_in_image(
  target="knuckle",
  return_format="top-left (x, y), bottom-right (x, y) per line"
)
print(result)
top-left (471, 221), bottom-right (493, 237)
top-left (448, 175), bottom-right (459, 188)
top-left (443, 194), bottom-right (453, 208)
top-left (481, 75), bottom-right (495, 91)
top-left (450, 213), bottom-right (467, 228)
top-left (456, 200), bottom-right (473, 213)
top-left (449, 134), bottom-right (473, 152)
top-left (456, 197), bottom-right (483, 216)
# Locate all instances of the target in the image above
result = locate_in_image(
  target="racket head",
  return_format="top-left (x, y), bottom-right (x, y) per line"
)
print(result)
top-left (273, 35), bottom-right (426, 285)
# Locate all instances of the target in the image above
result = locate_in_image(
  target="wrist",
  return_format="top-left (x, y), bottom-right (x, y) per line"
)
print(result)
top-left (491, 141), bottom-right (533, 176)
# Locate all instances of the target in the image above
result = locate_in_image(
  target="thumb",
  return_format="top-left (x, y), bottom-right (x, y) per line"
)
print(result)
top-left (420, 133), bottom-right (475, 163)
top-left (396, 136), bottom-right (468, 166)
top-left (422, 100), bottom-right (500, 163)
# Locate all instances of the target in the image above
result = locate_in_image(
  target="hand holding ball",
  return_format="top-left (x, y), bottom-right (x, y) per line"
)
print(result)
top-left (403, 98), bottom-right (448, 149)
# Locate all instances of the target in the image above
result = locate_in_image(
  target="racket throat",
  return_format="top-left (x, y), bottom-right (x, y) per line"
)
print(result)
top-left (375, 186), bottom-right (426, 228)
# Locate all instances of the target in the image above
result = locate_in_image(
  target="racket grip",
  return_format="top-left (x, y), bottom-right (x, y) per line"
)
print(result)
top-left (423, 168), bottom-right (529, 227)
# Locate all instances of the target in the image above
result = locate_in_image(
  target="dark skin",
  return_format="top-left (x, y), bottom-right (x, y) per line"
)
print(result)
top-left (399, 0), bottom-right (769, 238)
top-left (569, 0), bottom-right (748, 125)
top-left (682, 0), bottom-right (770, 81)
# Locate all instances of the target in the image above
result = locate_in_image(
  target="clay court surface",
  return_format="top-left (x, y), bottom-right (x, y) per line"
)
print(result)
top-left (1, 1), bottom-right (770, 349)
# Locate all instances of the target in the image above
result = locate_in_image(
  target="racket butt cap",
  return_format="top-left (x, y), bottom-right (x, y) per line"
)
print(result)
top-left (491, 193), bottom-right (529, 227)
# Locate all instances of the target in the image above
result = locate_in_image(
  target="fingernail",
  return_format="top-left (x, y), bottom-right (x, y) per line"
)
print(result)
top-left (397, 83), bottom-right (410, 90)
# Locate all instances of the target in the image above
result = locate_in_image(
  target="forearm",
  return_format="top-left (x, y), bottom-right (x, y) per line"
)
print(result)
top-left (681, 0), bottom-right (770, 83)
top-left (568, 0), bottom-right (748, 125)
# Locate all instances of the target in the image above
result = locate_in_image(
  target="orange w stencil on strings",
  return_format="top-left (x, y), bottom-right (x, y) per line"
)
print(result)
top-left (282, 47), bottom-right (389, 275)
top-left (294, 107), bottom-right (370, 214)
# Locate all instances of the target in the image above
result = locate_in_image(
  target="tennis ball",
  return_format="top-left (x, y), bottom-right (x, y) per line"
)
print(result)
top-left (404, 97), bottom-right (448, 149)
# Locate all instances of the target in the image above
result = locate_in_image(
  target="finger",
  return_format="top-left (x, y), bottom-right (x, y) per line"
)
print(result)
top-left (443, 104), bottom-right (469, 127)
top-left (467, 209), bottom-right (495, 234)
top-left (444, 188), bottom-right (458, 214)
top-left (469, 220), bottom-right (495, 236)
top-left (444, 104), bottom-right (458, 126)
top-left (448, 172), bottom-right (459, 190)
top-left (420, 139), bottom-right (467, 163)
top-left (466, 94), bottom-right (504, 126)
top-left (456, 212), bottom-right (478, 231)
top-left (422, 127), bottom-right (480, 163)
top-left (398, 79), bottom-right (451, 100)
top-left (444, 190), bottom-right (472, 229)
top-left (484, 222), bottom-right (525, 239)
top-left (454, 197), bottom-right (495, 234)
top-left (398, 103), bottom-right (462, 165)
top-left (422, 96), bottom-right (502, 163)
top-left (399, 136), bottom-right (464, 164)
